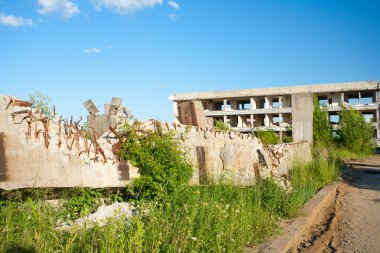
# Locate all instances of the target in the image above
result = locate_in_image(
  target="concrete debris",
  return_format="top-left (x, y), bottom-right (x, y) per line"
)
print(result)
top-left (56, 202), bottom-right (137, 230)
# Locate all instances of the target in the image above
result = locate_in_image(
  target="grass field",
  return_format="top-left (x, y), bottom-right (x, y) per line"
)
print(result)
top-left (0, 157), bottom-right (341, 252)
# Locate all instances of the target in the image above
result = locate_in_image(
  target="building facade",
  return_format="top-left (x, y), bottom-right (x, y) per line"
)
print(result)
top-left (171, 81), bottom-right (380, 145)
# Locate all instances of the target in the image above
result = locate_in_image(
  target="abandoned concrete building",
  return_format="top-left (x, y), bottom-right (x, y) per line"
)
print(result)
top-left (171, 81), bottom-right (380, 145)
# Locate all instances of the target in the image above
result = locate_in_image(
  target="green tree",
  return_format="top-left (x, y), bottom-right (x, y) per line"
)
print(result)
top-left (28, 91), bottom-right (53, 116)
top-left (313, 95), bottom-right (332, 146)
top-left (338, 106), bottom-right (374, 155)
top-left (118, 122), bottom-right (193, 200)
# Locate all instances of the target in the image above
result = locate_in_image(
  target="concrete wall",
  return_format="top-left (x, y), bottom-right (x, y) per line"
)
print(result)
top-left (142, 121), bottom-right (312, 189)
top-left (0, 95), bottom-right (312, 190)
top-left (291, 93), bottom-right (313, 142)
top-left (0, 96), bottom-right (138, 190)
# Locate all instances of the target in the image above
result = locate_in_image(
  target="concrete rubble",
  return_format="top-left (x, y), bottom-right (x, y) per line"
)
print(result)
top-left (0, 95), bottom-right (312, 190)
top-left (57, 202), bottom-right (137, 230)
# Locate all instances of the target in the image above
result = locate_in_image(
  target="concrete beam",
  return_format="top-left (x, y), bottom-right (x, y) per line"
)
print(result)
top-left (173, 81), bottom-right (378, 101)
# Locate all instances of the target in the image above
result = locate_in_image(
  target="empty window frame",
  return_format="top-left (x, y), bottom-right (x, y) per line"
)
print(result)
top-left (272, 98), bottom-right (281, 108)
top-left (348, 94), bottom-right (359, 105)
top-left (238, 100), bottom-right (250, 110)
top-left (361, 93), bottom-right (374, 105)
top-left (318, 96), bottom-right (329, 106)
top-left (329, 114), bottom-right (340, 124)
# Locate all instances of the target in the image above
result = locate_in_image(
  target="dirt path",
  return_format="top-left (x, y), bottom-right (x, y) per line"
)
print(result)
top-left (293, 156), bottom-right (380, 253)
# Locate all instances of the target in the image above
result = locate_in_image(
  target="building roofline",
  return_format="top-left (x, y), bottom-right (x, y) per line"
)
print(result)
top-left (173, 81), bottom-right (379, 101)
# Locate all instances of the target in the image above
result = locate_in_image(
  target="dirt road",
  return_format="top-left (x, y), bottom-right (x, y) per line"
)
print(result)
top-left (294, 156), bottom-right (380, 253)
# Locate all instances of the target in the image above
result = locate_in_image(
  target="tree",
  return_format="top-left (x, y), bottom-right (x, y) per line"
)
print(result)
top-left (338, 106), bottom-right (374, 155)
top-left (28, 91), bottom-right (53, 116)
top-left (313, 95), bottom-right (332, 146)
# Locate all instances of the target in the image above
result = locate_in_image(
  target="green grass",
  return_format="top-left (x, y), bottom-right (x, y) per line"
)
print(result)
top-left (0, 157), bottom-right (341, 252)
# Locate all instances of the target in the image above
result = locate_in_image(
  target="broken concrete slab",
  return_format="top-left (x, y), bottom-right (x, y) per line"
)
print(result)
top-left (177, 101), bottom-right (209, 128)
top-left (83, 99), bottom-right (99, 115)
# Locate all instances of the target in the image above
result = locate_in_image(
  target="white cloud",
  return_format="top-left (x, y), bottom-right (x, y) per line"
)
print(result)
top-left (83, 48), bottom-right (102, 54)
top-left (92, 0), bottom-right (163, 14)
top-left (38, 0), bottom-right (79, 18)
top-left (168, 13), bottom-right (178, 21)
top-left (0, 13), bottom-right (33, 27)
top-left (168, 1), bottom-right (179, 10)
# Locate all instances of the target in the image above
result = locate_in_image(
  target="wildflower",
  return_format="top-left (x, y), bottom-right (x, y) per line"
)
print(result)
top-left (191, 237), bottom-right (197, 241)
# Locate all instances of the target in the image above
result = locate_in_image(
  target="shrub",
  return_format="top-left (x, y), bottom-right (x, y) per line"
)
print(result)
top-left (63, 188), bottom-right (103, 219)
top-left (28, 91), bottom-right (53, 117)
top-left (118, 122), bottom-right (193, 200)
top-left (337, 106), bottom-right (374, 155)
top-left (313, 95), bottom-right (332, 146)
top-left (254, 130), bottom-right (280, 145)
top-left (282, 135), bottom-right (292, 143)
top-left (214, 119), bottom-right (230, 131)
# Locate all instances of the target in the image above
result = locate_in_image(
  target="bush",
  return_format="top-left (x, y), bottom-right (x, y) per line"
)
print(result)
top-left (254, 130), bottom-right (280, 145)
top-left (337, 106), bottom-right (374, 155)
top-left (282, 135), bottom-right (292, 143)
top-left (313, 95), bottom-right (332, 146)
top-left (28, 91), bottom-right (53, 117)
top-left (214, 119), bottom-right (230, 131)
top-left (118, 122), bottom-right (193, 200)
top-left (63, 188), bottom-right (103, 219)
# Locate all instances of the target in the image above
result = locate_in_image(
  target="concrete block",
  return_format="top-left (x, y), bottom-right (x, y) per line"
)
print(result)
top-left (104, 104), bottom-right (111, 114)
top-left (111, 97), bottom-right (122, 107)
top-left (83, 99), bottom-right (99, 115)
top-left (177, 101), bottom-right (209, 127)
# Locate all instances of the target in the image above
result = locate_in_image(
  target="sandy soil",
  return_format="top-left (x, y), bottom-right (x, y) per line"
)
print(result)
top-left (293, 156), bottom-right (380, 253)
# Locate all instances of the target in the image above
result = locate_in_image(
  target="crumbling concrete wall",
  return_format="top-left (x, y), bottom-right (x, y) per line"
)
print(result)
top-left (0, 95), bottom-right (138, 190)
top-left (141, 121), bottom-right (312, 189)
top-left (0, 95), bottom-right (312, 190)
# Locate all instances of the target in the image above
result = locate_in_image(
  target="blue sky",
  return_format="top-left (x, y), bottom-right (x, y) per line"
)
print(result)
top-left (1, 0), bottom-right (379, 122)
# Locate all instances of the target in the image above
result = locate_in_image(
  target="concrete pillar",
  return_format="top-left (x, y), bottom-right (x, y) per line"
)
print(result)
top-left (250, 114), bottom-right (254, 127)
top-left (238, 115), bottom-right (243, 128)
top-left (279, 96), bottom-right (283, 108)
top-left (279, 113), bottom-right (283, 123)
top-left (264, 114), bottom-right (270, 127)
top-left (341, 92), bottom-right (344, 104)
top-left (291, 93), bottom-right (313, 142)
top-left (172, 101), bottom-right (179, 123)
top-left (359, 91), bottom-right (362, 104)
top-left (231, 99), bottom-right (237, 110)
top-left (376, 91), bottom-right (380, 103)
top-left (223, 99), bottom-right (227, 111)
top-left (250, 97), bottom-right (256, 110)
top-left (377, 110), bottom-right (380, 140)
top-left (223, 115), bottom-right (227, 124)
top-left (264, 97), bottom-right (269, 109)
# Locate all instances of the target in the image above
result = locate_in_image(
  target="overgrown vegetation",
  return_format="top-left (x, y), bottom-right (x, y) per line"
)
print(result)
top-left (63, 188), bottom-right (103, 219)
top-left (0, 156), bottom-right (340, 252)
top-left (28, 91), bottom-right (53, 117)
top-left (2, 94), bottom-right (372, 252)
top-left (337, 106), bottom-right (374, 155)
top-left (254, 130), bottom-right (280, 145)
top-left (313, 95), bottom-right (333, 146)
top-left (118, 122), bottom-right (193, 200)
top-left (214, 119), bottom-right (231, 131)
top-left (312, 95), bottom-right (375, 157)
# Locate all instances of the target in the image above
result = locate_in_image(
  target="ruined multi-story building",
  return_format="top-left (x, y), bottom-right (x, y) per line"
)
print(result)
top-left (171, 81), bottom-right (380, 145)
